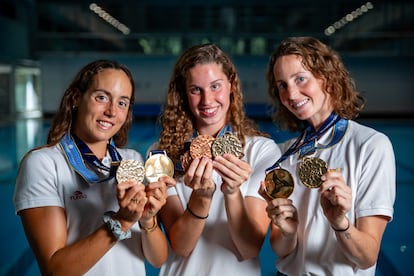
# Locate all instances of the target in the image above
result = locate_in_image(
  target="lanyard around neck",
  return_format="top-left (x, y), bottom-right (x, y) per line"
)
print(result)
top-left (60, 133), bottom-right (122, 183)
top-left (265, 113), bottom-right (348, 173)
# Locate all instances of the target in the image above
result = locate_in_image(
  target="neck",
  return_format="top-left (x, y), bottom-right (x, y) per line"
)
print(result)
top-left (89, 143), bottom-right (107, 160)
top-left (308, 111), bottom-right (334, 131)
top-left (196, 123), bottom-right (228, 137)
top-left (73, 133), bottom-right (108, 160)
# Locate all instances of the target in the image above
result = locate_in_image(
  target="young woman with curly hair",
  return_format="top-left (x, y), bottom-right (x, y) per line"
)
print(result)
top-left (260, 36), bottom-right (395, 275)
top-left (156, 43), bottom-right (281, 276)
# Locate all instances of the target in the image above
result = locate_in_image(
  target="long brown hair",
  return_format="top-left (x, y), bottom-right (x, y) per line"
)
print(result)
top-left (47, 59), bottom-right (135, 147)
top-left (266, 36), bottom-right (365, 132)
top-left (158, 43), bottom-right (268, 162)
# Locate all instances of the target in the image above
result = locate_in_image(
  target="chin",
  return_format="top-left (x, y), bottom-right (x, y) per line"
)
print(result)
top-left (291, 111), bottom-right (307, 120)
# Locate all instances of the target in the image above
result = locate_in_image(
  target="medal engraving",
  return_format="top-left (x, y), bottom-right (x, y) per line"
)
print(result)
top-left (145, 151), bottom-right (174, 183)
top-left (116, 159), bottom-right (145, 183)
top-left (190, 135), bottom-right (215, 159)
top-left (212, 133), bottom-right (243, 158)
top-left (180, 151), bottom-right (192, 172)
top-left (264, 168), bottom-right (294, 199)
top-left (298, 157), bottom-right (328, 188)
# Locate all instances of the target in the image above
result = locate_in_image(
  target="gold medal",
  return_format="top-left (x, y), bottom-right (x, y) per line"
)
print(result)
top-left (144, 150), bottom-right (174, 183)
top-left (116, 159), bottom-right (145, 183)
top-left (264, 168), bottom-right (294, 199)
top-left (190, 134), bottom-right (215, 159)
top-left (298, 157), bottom-right (328, 188)
top-left (211, 133), bottom-right (244, 158)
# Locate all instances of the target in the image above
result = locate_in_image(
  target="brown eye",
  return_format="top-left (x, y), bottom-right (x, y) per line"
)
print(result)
top-left (96, 94), bottom-right (109, 103)
top-left (118, 99), bottom-right (129, 109)
top-left (189, 87), bottom-right (201, 94)
top-left (211, 83), bottom-right (221, 91)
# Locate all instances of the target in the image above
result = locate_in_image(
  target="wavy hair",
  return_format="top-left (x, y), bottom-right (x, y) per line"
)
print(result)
top-left (266, 36), bottom-right (365, 132)
top-left (158, 43), bottom-right (268, 163)
top-left (47, 59), bottom-right (135, 147)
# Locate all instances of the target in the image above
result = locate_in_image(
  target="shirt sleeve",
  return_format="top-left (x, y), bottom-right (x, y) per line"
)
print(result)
top-left (244, 137), bottom-right (282, 199)
top-left (355, 131), bottom-right (396, 221)
top-left (14, 148), bottom-right (63, 213)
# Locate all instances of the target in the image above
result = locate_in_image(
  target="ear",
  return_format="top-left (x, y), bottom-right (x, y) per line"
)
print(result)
top-left (72, 90), bottom-right (81, 108)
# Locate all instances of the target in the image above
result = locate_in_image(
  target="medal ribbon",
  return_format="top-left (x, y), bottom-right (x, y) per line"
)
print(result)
top-left (60, 133), bottom-right (122, 183)
top-left (265, 113), bottom-right (348, 174)
top-left (149, 149), bottom-right (167, 156)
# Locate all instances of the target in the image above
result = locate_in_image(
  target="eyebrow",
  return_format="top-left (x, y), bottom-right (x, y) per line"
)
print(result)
top-left (276, 71), bottom-right (308, 81)
top-left (204, 79), bottom-right (226, 87)
top-left (93, 89), bottom-right (131, 101)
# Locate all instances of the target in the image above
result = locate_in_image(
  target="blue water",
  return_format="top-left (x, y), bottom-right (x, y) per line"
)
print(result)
top-left (1, 117), bottom-right (413, 275)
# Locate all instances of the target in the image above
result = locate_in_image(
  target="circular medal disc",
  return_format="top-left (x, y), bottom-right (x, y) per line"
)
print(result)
top-left (189, 135), bottom-right (215, 159)
top-left (211, 133), bottom-right (243, 158)
top-left (298, 157), bottom-right (328, 188)
top-left (145, 152), bottom-right (174, 183)
top-left (264, 168), bottom-right (294, 199)
top-left (116, 159), bottom-right (145, 183)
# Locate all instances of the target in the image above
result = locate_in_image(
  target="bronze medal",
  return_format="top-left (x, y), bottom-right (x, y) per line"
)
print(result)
top-left (180, 151), bottom-right (192, 172)
top-left (211, 133), bottom-right (243, 158)
top-left (116, 159), bottom-right (145, 183)
top-left (190, 134), bottom-right (215, 159)
top-left (298, 157), bottom-right (328, 188)
top-left (144, 150), bottom-right (174, 183)
top-left (264, 168), bottom-right (294, 199)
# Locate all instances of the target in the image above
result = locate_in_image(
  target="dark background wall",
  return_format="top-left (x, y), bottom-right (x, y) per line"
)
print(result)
top-left (38, 54), bottom-right (414, 116)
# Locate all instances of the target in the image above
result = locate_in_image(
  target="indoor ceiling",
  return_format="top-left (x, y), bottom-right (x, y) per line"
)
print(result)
top-left (2, 0), bottom-right (414, 57)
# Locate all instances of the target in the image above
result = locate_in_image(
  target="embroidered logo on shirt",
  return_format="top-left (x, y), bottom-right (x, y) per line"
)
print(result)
top-left (70, 190), bottom-right (87, 200)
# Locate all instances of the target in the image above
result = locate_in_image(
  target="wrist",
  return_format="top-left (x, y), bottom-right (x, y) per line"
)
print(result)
top-left (139, 216), bottom-right (158, 233)
top-left (331, 217), bottom-right (350, 232)
top-left (223, 186), bottom-right (242, 199)
top-left (111, 213), bottom-right (135, 231)
top-left (186, 203), bottom-right (209, 219)
top-left (103, 211), bottom-right (132, 241)
top-left (193, 180), bottom-right (216, 197)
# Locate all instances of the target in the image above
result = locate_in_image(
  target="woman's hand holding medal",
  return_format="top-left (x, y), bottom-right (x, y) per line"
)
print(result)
top-left (259, 181), bottom-right (299, 236)
top-left (213, 153), bottom-right (251, 195)
top-left (184, 156), bottom-right (216, 198)
top-left (319, 169), bottom-right (352, 228)
top-left (260, 165), bottom-right (351, 234)
top-left (114, 152), bottom-right (176, 230)
top-left (115, 180), bottom-right (148, 229)
top-left (144, 176), bottom-right (176, 217)
top-left (183, 133), bottom-right (247, 196)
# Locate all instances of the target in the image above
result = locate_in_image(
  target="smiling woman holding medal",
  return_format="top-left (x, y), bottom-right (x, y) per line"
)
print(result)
top-left (260, 37), bottom-right (396, 275)
top-left (155, 43), bottom-right (281, 276)
top-left (13, 60), bottom-right (174, 275)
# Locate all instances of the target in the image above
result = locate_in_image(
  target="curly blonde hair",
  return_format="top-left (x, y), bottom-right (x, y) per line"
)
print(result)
top-left (158, 43), bottom-right (268, 164)
top-left (266, 36), bottom-right (365, 132)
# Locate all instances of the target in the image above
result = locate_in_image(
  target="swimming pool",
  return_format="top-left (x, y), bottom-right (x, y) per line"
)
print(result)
top-left (1, 117), bottom-right (413, 275)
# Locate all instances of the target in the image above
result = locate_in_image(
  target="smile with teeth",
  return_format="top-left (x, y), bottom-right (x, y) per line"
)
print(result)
top-left (201, 107), bottom-right (218, 115)
top-left (98, 120), bottom-right (113, 128)
top-left (292, 98), bottom-right (309, 109)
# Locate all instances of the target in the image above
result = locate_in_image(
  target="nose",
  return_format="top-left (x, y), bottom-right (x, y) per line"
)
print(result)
top-left (104, 101), bottom-right (116, 117)
top-left (201, 90), bottom-right (214, 104)
top-left (285, 84), bottom-right (299, 100)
